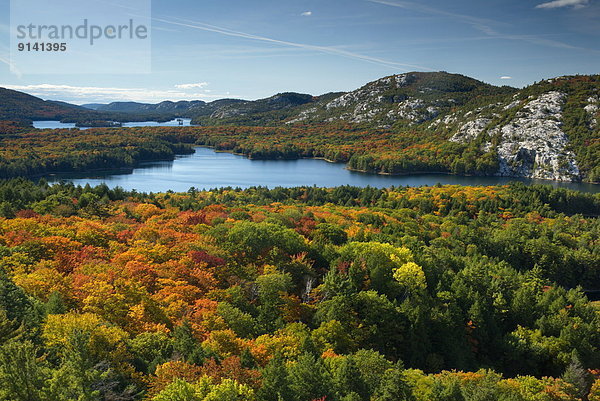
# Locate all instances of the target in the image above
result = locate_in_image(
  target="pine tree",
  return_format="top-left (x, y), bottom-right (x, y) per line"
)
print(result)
top-left (45, 291), bottom-right (67, 315)
top-left (287, 353), bottom-right (333, 401)
top-left (563, 353), bottom-right (592, 399)
top-left (0, 341), bottom-right (50, 401)
top-left (257, 354), bottom-right (291, 401)
top-left (173, 320), bottom-right (205, 365)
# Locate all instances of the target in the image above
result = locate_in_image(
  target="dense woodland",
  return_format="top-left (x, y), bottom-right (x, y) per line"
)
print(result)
top-left (0, 123), bottom-right (503, 179)
top-left (0, 179), bottom-right (599, 400)
top-left (1, 107), bottom-right (597, 182)
top-left (0, 126), bottom-right (194, 177)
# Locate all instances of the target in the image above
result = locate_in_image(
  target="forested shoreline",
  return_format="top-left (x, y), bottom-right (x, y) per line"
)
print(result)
top-left (0, 123), bottom-right (581, 182)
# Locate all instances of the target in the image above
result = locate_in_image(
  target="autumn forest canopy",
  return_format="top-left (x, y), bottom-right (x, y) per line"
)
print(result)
top-left (0, 178), bottom-right (599, 400)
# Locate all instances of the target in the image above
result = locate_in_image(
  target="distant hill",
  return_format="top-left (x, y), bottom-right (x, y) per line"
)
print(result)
top-left (190, 92), bottom-right (344, 126)
top-left (81, 103), bottom-right (107, 110)
top-left (85, 94), bottom-right (319, 125)
top-left (88, 100), bottom-right (207, 113)
top-left (0, 90), bottom-right (202, 124)
top-left (0, 88), bottom-right (95, 121)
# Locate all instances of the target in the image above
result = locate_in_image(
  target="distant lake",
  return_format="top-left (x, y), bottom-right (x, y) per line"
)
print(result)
top-left (33, 118), bottom-right (194, 130)
top-left (44, 147), bottom-right (600, 193)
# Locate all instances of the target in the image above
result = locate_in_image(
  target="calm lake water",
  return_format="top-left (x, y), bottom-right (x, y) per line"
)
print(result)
top-left (45, 147), bottom-right (600, 193)
top-left (32, 119), bottom-right (194, 130)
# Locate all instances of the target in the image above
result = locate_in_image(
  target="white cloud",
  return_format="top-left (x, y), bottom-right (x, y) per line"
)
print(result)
top-left (0, 84), bottom-right (236, 104)
top-left (174, 82), bottom-right (209, 89)
top-left (535, 0), bottom-right (589, 8)
top-left (301, 11), bottom-right (313, 16)
top-left (500, 76), bottom-right (512, 79)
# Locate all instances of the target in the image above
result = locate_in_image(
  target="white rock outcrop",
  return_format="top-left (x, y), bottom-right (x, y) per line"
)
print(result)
top-left (325, 73), bottom-right (414, 111)
top-left (585, 96), bottom-right (598, 128)
top-left (286, 107), bottom-right (317, 124)
top-left (503, 100), bottom-right (521, 110)
top-left (447, 91), bottom-right (580, 181)
top-left (450, 118), bottom-right (491, 142)
top-left (322, 73), bottom-right (441, 124)
top-left (491, 91), bottom-right (580, 181)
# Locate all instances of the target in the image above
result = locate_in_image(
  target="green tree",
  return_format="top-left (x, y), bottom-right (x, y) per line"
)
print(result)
top-left (45, 291), bottom-right (67, 315)
top-left (0, 341), bottom-right (50, 401)
top-left (337, 242), bottom-right (414, 297)
top-left (562, 354), bottom-right (592, 399)
top-left (375, 367), bottom-right (414, 401)
top-left (257, 354), bottom-right (291, 401)
top-left (129, 331), bottom-right (174, 374)
top-left (287, 353), bottom-right (333, 401)
top-left (224, 221), bottom-right (307, 264)
top-left (331, 357), bottom-right (369, 400)
top-left (313, 223), bottom-right (348, 245)
top-left (256, 271), bottom-right (292, 332)
top-left (173, 320), bottom-right (205, 365)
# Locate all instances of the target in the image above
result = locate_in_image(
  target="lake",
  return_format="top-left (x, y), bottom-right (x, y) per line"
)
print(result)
top-left (44, 147), bottom-right (600, 193)
top-left (32, 118), bottom-right (194, 130)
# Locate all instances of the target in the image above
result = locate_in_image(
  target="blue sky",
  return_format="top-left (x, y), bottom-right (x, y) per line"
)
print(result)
top-left (0, 0), bottom-right (598, 104)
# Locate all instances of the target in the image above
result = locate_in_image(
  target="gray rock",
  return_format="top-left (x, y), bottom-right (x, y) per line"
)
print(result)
top-left (491, 91), bottom-right (580, 181)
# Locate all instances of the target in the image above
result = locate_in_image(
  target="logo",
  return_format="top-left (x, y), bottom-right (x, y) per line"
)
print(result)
top-left (10, 0), bottom-right (151, 74)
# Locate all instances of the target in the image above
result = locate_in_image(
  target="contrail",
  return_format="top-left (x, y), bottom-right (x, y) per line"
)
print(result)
top-left (152, 16), bottom-right (433, 71)
top-left (0, 54), bottom-right (23, 78)
top-left (369, 0), bottom-right (599, 53)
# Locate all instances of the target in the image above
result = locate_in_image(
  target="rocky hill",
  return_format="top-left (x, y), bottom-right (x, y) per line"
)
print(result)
top-left (286, 72), bottom-right (516, 127)
top-left (430, 75), bottom-right (600, 182)
top-left (247, 72), bottom-right (600, 183)
top-left (190, 72), bottom-right (598, 182)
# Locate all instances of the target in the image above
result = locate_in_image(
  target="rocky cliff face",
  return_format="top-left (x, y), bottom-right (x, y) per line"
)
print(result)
top-left (447, 91), bottom-right (581, 182)
top-left (492, 92), bottom-right (580, 181)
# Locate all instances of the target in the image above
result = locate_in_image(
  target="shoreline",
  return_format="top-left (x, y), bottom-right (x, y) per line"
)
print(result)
top-left (345, 166), bottom-right (594, 184)
top-left (14, 145), bottom-right (600, 190)
top-left (202, 146), bottom-right (595, 185)
top-left (21, 151), bottom-right (195, 180)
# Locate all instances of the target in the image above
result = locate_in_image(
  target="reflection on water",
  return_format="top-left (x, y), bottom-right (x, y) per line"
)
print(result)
top-left (43, 147), bottom-right (600, 193)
